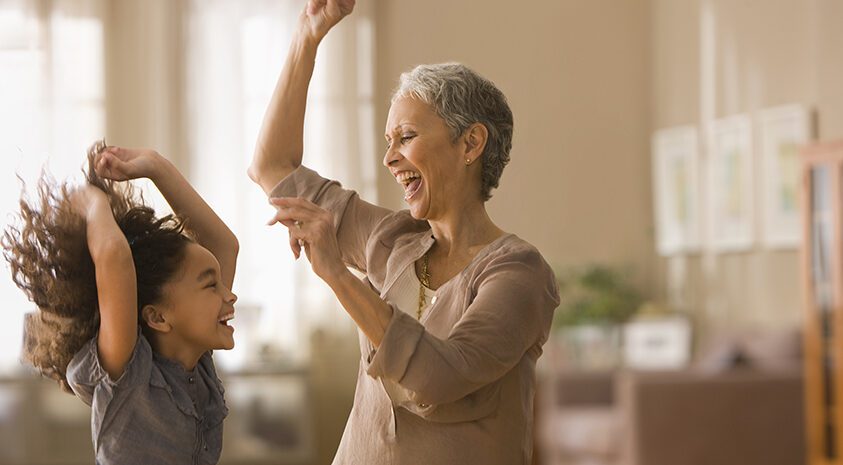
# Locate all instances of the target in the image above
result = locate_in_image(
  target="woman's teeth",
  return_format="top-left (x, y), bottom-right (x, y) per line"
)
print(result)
top-left (396, 171), bottom-right (422, 200)
top-left (396, 171), bottom-right (420, 185)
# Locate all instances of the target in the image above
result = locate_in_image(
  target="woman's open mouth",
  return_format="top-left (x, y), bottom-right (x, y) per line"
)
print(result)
top-left (397, 171), bottom-right (423, 201)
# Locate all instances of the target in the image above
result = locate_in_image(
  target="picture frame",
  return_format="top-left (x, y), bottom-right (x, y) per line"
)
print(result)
top-left (708, 114), bottom-right (754, 251)
top-left (758, 104), bottom-right (812, 248)
top-left (652, 126), bottom-right (701, 255)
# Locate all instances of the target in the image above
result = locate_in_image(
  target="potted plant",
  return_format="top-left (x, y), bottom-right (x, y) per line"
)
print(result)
top-left (552, 265), bottom-right (642, 371)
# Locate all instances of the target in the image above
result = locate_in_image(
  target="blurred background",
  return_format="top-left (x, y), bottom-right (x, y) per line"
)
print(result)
top-left (1, 0), bottom-right (841, 464)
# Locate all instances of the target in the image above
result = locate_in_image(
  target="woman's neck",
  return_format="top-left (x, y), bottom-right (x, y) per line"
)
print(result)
top-left (428, 204), bottom-right (505, 258)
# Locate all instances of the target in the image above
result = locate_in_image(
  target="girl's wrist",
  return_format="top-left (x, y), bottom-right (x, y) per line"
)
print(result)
top-left (147, 152), bottom-right (173, 183)
top-left (84, 192), bottom-right (111, 220)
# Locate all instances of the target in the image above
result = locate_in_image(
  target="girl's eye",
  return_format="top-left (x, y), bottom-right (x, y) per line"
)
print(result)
top-left (206, 282), bottom-right (217, 289)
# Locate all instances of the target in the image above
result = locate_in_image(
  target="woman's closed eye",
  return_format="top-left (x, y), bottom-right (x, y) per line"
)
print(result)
top-left (205, 281), bottom-right (217, 289)
top-left (386, 134), bottom-right (416, 150)
top-left (399, 134), bottom-right (416, 145)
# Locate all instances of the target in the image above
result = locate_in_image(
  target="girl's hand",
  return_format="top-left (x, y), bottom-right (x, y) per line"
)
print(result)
top-left (267, 197), bottom-right (347, 281)
top-left (95, 146), bottom-right (163, 182)
top-left (298, 0), bottom-right (355, 44)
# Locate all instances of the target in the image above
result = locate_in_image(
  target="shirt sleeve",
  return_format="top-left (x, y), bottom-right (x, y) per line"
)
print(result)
top-left (268, 165), bottom-right (392, 272)
top-left (366, 247), bottom-right (560, 406)
top-left (66, 329), bottom-right (154, 406)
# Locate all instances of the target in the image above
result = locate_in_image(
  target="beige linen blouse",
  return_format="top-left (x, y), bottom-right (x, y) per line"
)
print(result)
top-left (270, 166), bottom-right (560, 465)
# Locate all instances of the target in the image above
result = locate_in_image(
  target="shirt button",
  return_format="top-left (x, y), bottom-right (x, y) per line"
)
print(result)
top-left (418, 403), bottom-right (429, 408)
top-left (204, 445), bottom-right (208, 451)
top-left (188, 376), bottom-right (195, 384)
top-left (431, 295), bottom-right (437, 305)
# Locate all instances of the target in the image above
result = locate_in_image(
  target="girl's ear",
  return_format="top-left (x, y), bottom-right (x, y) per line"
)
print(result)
top-left (141, 305), bottom-right (171, 333)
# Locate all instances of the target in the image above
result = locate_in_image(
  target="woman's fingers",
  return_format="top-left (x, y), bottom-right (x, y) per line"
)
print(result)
top-left (268, 197), bottom-right (316, 259)
top-left (265, 207), bottom-right (298, 227)
top-left (307, 0), bottom-right (327, 16)
top-left (331, 0), bottom-right (355, 16)
top-left (269, 196), bottom-right (322, 213)
top-left (268, 197), bottom-right (325, 223)
top-left (267, 197), bottom-right (335, 265)
top-left (288, 230), bottom-right (303, 259)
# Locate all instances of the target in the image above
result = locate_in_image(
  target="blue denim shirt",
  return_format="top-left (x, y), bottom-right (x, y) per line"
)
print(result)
top-left (66, 331), bottom-right (228, 465)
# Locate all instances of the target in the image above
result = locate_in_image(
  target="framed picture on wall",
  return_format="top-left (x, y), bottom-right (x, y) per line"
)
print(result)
top-left (708, 114), bottom-right (754, 251)
top-left (652, 126), bottom-right (701, 255)
top-left (758, 104), bottom-right (812, 248)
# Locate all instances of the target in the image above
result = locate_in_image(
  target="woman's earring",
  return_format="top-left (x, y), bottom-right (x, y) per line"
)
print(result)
top-left (465, 158), bottom-right (472, 166)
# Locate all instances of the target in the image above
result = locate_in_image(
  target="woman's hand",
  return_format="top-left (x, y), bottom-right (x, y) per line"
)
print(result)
top-left (298, 0), bottom-right (355, 44)
top-left (267, 197), bottom-right (347, 281)
top-left (94, 146), bottom-right (163, 182)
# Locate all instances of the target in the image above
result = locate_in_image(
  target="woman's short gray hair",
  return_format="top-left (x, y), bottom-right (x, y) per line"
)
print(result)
top-left (392, 63), bottom-right (513, 201)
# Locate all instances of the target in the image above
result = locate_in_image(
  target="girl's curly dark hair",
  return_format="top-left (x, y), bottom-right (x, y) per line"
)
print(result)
top-left (3, 141), bottom-right (193, 393)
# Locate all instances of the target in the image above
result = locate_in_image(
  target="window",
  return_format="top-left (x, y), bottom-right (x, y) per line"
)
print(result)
top-left (185, 0), bottom-right (376, 369)
top-left (0, 0), bottom-right (105, 373)
top-left (0, 0), bottom-right (377, 373)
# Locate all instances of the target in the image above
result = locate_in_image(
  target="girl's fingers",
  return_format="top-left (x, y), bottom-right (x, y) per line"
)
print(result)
top-left (96, 151), bottom-right (130, 180)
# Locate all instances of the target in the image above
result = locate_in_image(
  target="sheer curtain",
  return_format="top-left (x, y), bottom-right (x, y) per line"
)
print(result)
top-left (0, 0), bottom-right (106, 373)
top-left (186, 0), bottom-right (377, 368)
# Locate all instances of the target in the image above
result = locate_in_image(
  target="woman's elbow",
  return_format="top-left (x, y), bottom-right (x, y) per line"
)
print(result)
top-left (411, 381), bottom-right (475, 407)
top-left (247, 159), bottom-right (298, 194)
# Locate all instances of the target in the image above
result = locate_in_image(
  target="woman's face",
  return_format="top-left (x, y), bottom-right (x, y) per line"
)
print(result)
top-left (158, 243), bottom-right (237, 352)
top-left (383, 97), bottom-right (471, 220)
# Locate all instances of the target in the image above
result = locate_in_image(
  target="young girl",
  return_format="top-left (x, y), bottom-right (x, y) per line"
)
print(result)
top-left (3, 140), bottom-right (239, 465)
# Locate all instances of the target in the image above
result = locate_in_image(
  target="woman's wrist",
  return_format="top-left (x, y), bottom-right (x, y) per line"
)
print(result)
top-left (322, 264), bottom-right (356, 290)
top-left (292, 30), bottom-right (320, 60)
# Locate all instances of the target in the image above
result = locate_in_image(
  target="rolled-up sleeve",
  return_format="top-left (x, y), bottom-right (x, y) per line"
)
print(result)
top-left (366, 248), bottom-right (559, 406)
top-left (66, 330), bottom-right (153, 406)
top-left (268, 165), bottom-right (392, 272)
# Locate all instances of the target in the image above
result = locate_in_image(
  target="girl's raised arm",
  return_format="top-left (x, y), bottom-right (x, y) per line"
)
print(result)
top-left (95, 147), bottom-right (239, 289)
top-left (70, 185), bottom-right (138, 381)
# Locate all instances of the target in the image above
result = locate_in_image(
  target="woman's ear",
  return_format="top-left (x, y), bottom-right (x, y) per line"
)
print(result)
top-left (141, 305), bottom-right (171, 333)
top-left (463, 123), bottom-right (488, 164)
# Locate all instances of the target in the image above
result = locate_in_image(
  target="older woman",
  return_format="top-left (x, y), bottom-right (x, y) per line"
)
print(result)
top-left (248, 1), bottom-right (559, 463)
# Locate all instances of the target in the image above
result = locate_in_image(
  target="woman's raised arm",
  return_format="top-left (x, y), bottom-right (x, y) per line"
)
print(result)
top-left (248, 0), bottom-right (355, 194)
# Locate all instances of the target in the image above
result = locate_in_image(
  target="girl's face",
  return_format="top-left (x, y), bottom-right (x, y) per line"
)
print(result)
top-left (383, 97), bottom-right (474, 221)
top-left (159, 243), bottom-right (236, 352)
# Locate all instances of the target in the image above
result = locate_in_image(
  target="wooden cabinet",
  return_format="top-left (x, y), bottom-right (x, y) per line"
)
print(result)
top-left (802, 141), bottom-right (843, 465)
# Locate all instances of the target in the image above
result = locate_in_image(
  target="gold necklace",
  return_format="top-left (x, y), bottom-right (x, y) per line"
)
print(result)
top-left (417, 251), bottom-right (431, 320)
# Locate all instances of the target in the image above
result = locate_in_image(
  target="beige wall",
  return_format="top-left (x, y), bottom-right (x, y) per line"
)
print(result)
top-left (652, 0), bottom-right (843, 333)
top-left (373, 0), bottom-right (655, 292)
top-left (374, 0), bottom-right (843, 335)
top-left (103, 0), bottom-right (188, 170)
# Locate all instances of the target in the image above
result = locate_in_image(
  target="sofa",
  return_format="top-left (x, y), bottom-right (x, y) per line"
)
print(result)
top-left (535, 327), bottom-right (806, 465)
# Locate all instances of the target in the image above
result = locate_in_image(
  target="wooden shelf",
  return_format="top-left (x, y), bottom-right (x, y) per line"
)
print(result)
top-left (803, 141), bottom-right (843, 465)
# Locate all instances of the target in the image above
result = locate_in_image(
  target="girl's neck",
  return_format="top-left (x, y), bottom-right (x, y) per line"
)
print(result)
top-left (148, 333), bottom-right (204, 371)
